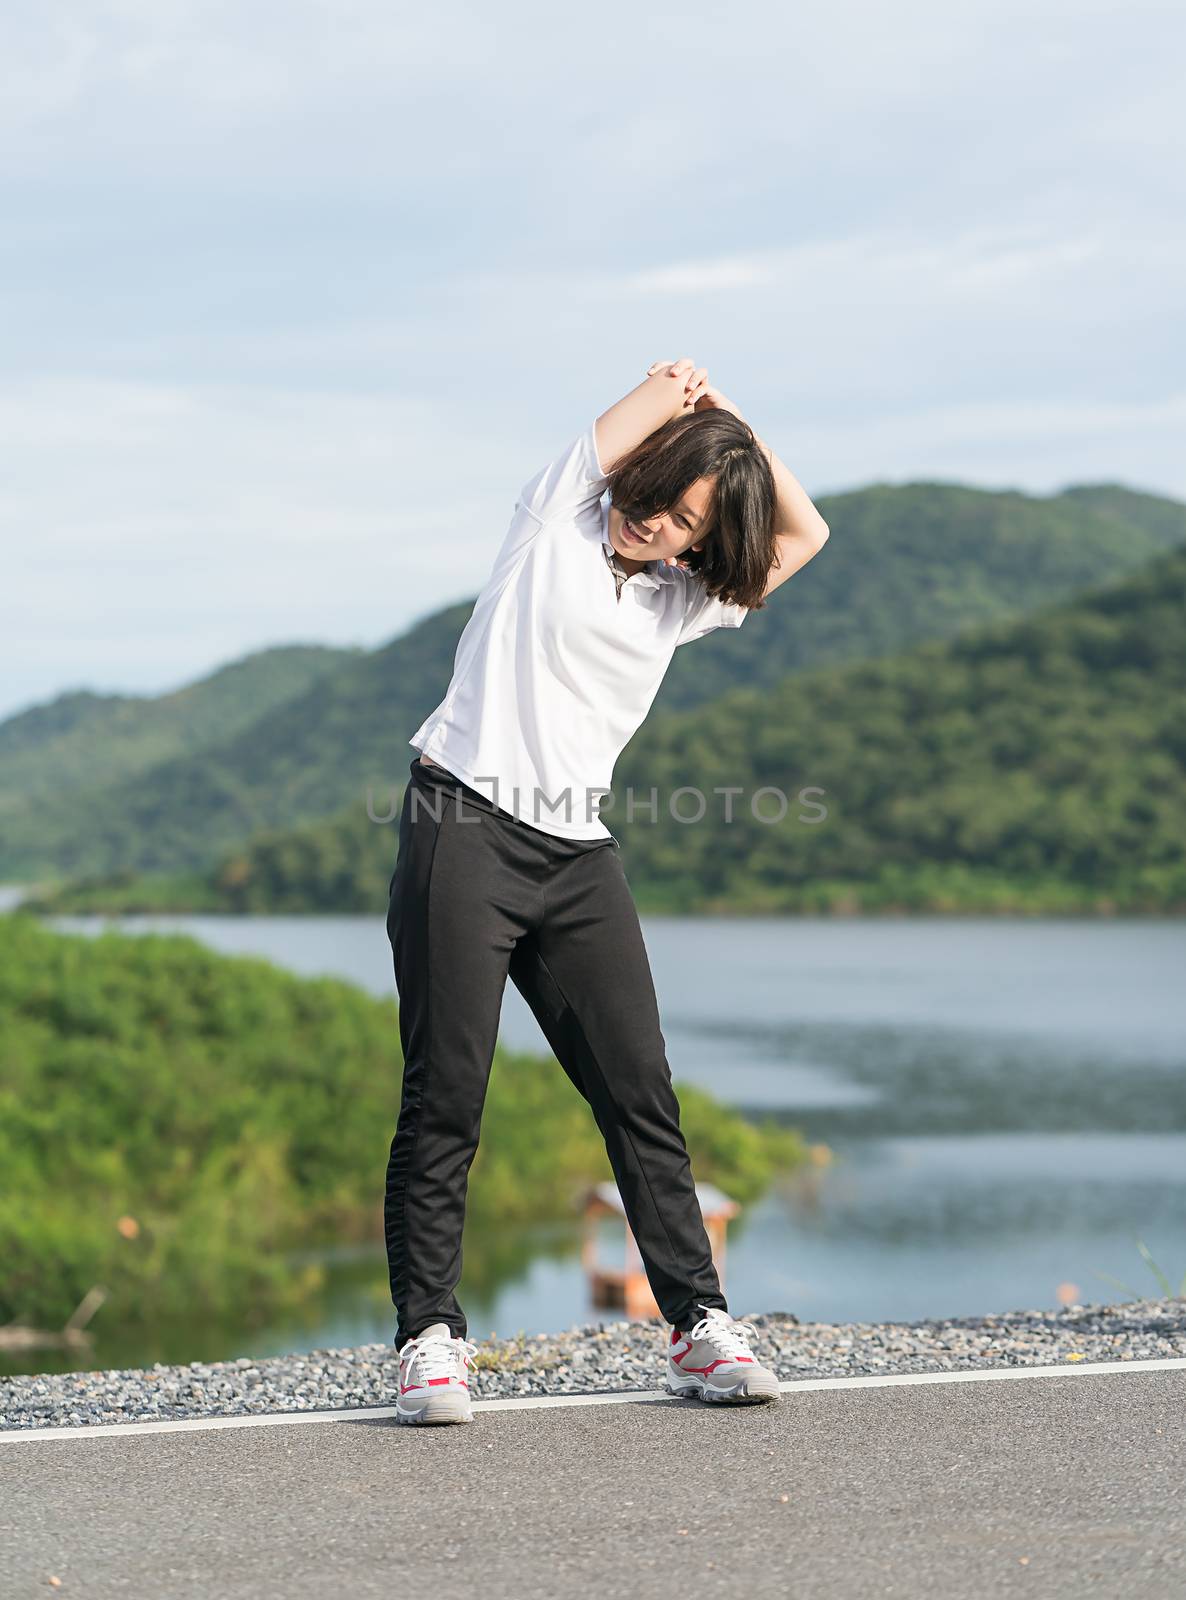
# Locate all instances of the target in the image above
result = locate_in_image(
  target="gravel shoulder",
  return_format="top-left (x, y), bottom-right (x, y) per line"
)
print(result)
top-left (3, 1296), bottom-right (1185, 1432)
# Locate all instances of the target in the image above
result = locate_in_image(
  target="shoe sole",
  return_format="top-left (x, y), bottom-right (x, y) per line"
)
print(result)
top-left (395, 1394), bottom-right (474, 1426)
top-left (665, 1373), bottom-right (781, 1405)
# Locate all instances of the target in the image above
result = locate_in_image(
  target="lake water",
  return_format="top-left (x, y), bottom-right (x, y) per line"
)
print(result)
top-left (37, 910), bottom-right (1186, 1357)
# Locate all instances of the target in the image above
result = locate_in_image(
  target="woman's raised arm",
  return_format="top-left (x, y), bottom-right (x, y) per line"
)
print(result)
top-left (593, 358), bottom-right (709, 474)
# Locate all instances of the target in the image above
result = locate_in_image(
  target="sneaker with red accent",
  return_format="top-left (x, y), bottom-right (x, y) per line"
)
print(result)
top-left (395, 1322), bottom-right (477, 1425)
top-left (666, 1306), bottom-right (780, 1404)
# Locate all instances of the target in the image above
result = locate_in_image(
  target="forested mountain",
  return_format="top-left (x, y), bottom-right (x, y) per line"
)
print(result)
top-left (0, 607), bottom-right (468, 879)
top-left (0, 644), bottom-right (355, 816)
top-left (3, 480), bottom-right (1184, 882)
top-left (30, 540), bottom-right (1186, 916)
top-left (610, 540), bottom-right (1186, 911)
top-left (658, 480), bottom-right (1186, 711)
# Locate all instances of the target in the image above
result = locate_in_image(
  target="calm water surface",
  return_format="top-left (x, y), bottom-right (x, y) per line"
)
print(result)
top-left (42, 911), bottom-right (1186, 1356)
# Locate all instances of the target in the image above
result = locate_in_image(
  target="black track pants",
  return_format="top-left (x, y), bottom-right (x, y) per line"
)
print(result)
top-left (383, 756), bottom-right (727, 1347)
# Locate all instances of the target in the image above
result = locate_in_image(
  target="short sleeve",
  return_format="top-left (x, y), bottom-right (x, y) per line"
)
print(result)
top-left (516, 419), bottom-right (609, 525)
top-left (674, 574), bottom-right (750, 647)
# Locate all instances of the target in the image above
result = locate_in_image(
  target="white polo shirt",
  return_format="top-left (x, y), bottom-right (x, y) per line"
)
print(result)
top-left (408, 418), bottom-right (749, 841)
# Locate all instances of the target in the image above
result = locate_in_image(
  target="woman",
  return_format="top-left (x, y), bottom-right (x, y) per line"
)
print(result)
top-left (384, 357), bottom-right (831, 1425)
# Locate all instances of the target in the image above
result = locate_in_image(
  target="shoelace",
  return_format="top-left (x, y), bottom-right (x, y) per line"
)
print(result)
top-left (405, 1331), bottom-right (478, 1382)
top-left (686, 1307), bottom-right (758, 1360)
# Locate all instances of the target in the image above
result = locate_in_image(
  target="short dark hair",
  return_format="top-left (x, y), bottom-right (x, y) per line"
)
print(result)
top-left (604, 411), bottom-right (778, 611)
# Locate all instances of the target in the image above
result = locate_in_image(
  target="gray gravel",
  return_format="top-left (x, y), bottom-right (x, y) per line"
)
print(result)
top-left (3, 1296), bottom-right (1184, 1432)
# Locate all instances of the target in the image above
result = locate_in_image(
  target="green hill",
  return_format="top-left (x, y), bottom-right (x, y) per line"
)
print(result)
top-left (3, 480), bottom-right (1184, 883)
top-left (32, 539), bottom-right (1186, 917)
top-left (657, 479), bottom-right (1186, 711)
top-left (1056, 482), bottom-right (1186, 546)
top-left (0, 607), bottom-right (467, 881)
top-left (0, 643), bottom-right (355, 818)
top-left (610, 538), bottom-right (1186, 912)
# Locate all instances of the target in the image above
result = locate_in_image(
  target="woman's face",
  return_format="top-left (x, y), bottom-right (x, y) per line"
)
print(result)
top-left (607, 475), bottom-right (715, 568)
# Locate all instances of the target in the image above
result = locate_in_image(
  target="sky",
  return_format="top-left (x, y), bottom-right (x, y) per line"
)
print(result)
top-left (2, 0), bottom-right (1183, 721)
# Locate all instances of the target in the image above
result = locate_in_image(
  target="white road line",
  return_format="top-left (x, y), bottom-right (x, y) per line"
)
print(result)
top-left (3, 1356), bottom-right (1184, 1443)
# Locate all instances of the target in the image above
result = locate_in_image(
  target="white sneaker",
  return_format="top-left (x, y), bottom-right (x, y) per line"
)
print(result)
top-left (665, 1305), bottom-right (781, 1404)
top-left (396, 1322), bottom-right (477, 1425)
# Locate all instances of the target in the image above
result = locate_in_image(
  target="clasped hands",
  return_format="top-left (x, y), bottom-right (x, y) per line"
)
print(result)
top-left (645, 358), bottom-right (746, 423)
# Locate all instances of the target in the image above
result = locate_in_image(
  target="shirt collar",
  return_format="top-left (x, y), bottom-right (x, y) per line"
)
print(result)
top-left (603, 540), bottom-right (664, 590)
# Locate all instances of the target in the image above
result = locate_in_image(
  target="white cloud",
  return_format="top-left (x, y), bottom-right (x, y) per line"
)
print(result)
top-left (0, 0), bottom-right (1183, 719)
top-left (0, 376), bottom-right (515, 715)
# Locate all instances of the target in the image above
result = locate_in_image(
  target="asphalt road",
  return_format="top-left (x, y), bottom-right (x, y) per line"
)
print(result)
top-left (3, 1367), bottom-right (1184, 1598)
